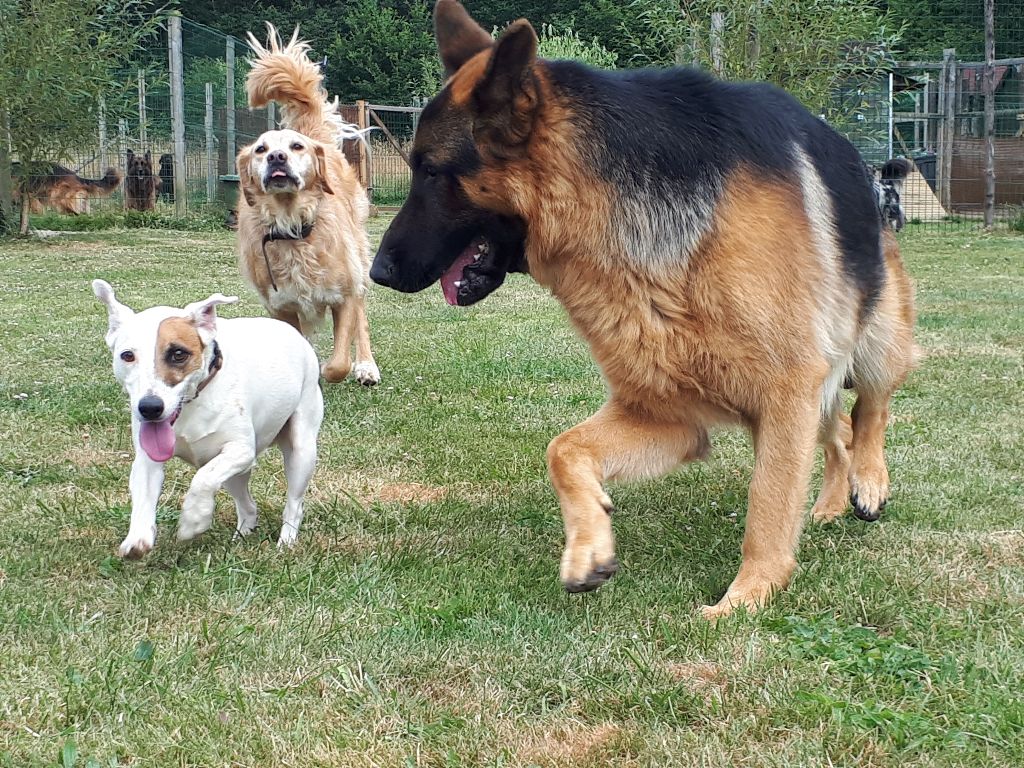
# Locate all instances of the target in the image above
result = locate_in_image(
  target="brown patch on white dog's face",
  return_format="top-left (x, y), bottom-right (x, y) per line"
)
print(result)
top-left (154, 317), bottom-right (203, 386)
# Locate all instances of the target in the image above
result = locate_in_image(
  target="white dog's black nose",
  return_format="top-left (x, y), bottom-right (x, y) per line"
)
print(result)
top-left (138, 395), bottom-right (164, 421)
top-left (267, 150), bottom-right (287, 165)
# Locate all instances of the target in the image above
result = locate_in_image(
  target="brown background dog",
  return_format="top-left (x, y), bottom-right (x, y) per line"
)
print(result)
top-left (125, 150), bottom-right (158, 211)
top-left (235, 26), bottom-right (379, 385)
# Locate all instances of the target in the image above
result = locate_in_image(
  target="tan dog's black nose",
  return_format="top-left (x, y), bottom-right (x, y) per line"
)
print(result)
top-left (267, 150), bottom-right (288, 165)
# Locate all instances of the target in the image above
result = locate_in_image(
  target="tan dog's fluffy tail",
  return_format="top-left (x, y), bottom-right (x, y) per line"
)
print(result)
top-left (245, 24), bottom-right (368, 147)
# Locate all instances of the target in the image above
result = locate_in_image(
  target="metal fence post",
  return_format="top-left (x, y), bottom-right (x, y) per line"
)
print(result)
top-left (205, 82), bottom-right (216, 203)
top-left (138, 69), bottom-right (148, 148)
top-left (226, 36), bottom-right (236, 171)
top-left (937, 48), bottom-right (956, 212)
top-left (267, 102), bottom-right (276, 131)
top-left (168, 12), bottom-right (187, 216)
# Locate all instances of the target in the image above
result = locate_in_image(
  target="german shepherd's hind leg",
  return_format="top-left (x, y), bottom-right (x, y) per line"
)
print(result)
top-left (702, 394), bottom-right (819, 620)
top-left (849, 388), bottom-right (895, 521)
top-left (547, 399), bottom-right (709, 593)
top-left (811, 408), bottom-right (853, 523)
top-left (847, 242), bottom-right (917, 522)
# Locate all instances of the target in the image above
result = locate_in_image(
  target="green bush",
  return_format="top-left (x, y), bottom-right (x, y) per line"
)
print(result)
top-left (28, 209), bottom-right (229, 233)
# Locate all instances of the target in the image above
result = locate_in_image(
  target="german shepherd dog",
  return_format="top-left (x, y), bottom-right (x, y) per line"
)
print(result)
top-left (125, 149), bottom-right (158, 211)
top-left (14, 163), bottom-right (121, 215)
top-left (371, 1), bottom-right (917, 617)
top-left (158, 153), bottom-right (175, 203)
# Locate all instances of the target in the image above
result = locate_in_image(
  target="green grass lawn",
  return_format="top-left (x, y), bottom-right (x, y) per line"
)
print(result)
top-left (0, 222), bottom-right (1022, 767)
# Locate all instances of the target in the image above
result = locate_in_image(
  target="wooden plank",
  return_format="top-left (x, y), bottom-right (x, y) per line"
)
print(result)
top-left (369, 109), bottom-right (411, 167)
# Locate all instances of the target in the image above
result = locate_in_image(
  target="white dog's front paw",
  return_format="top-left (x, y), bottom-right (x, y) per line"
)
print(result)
top-left (277, 526), bottom-right (299, 550)
top-left (352, 360), bottom-right (381, 386)
top-left (177, 495), bottom-right (215, 542)
top-left (118, 528), bottom-right (156, 559)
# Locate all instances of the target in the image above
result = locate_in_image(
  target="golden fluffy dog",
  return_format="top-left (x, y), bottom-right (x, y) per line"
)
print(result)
top-left (236, 25), bottom-right (380, 385)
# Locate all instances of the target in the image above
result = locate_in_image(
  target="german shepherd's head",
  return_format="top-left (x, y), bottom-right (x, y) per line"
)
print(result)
top-left (370, 0), bottom-right (533, 306)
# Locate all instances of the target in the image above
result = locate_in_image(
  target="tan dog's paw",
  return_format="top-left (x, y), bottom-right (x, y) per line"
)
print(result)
top-left (321, 360), bottom-right (352, 384)
top-left (560, 536), bottom-right (618, 593)
top-left (352, 360), bottom-right (381, 386)
top-left (850, 468), bottom-right (889, 522)
top-left (810, 491), bottom-right (848, 524)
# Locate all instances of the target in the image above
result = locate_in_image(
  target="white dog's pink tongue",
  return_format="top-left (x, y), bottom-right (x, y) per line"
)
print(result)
top-left (440, 250), bottom-right (478, 306)
top-left (139, 419), bottom-right (176, 462)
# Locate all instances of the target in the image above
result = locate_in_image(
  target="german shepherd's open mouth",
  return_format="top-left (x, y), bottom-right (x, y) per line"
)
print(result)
top-left (373, 210), bottom-right (526, 306)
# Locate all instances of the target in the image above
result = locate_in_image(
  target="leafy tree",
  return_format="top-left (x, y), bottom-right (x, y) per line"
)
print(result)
top-left (0, 0), bottom-right (161, 233)
top-left (324, 0), bottom-right (437, 103)
top-left (622, 0), bottom-right (902, 117)
top-left (536, 24), bottom-right (617, 68)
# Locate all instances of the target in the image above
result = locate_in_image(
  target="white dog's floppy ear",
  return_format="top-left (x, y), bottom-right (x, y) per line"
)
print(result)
top-left (184, 293), bottom-right (238, 341)
top-left (92, 279), bottom-right (134, 348)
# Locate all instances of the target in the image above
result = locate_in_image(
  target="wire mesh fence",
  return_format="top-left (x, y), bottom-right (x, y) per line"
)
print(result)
top-left (9, 5), bottom-right (1024, 229)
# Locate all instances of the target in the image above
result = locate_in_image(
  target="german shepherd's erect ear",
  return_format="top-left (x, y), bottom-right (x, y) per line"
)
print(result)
top-left (472, 21), bottom-right (539, 155)
top-left (435, 0), bottom-right (492, 76)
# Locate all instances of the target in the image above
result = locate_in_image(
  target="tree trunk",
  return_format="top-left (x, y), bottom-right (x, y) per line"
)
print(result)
top-left (0, 108), bottom-right (12, 235)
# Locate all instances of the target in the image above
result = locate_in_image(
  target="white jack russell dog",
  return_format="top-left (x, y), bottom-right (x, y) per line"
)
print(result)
top-left (93, 279), bottom-right (324, 557)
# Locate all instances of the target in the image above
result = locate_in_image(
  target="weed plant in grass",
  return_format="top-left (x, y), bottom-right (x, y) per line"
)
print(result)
top-left (0, 222), bottom-right (1021, 766)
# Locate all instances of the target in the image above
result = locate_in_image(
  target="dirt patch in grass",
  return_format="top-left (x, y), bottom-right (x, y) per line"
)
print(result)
top-left (516, 721), bottom-right (623, 767)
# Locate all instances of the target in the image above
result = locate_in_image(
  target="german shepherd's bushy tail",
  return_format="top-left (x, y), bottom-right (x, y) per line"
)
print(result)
top-left (18, 164), bottom-right (121, 195)
top-left (245, 23), bottom-right (369, 148)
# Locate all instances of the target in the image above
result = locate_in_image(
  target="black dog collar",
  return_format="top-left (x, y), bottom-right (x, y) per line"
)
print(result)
top-left (184, 341), bottom-right (222, 404)
top-left (261, 222), bottom-right (315, 291)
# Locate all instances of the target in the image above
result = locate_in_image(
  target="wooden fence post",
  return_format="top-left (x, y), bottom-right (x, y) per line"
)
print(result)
top-left (937, 48), bottom-right (957, 212)
top-left (356, 99), bottom-right (369, 192)
top-left (205, 83), bottom-right (216, 203)
top-left (983, 0), bottom-right (995, 229)
top-left (138, 69), bottom-right (148, 148)
top-left (168, 12), bottom-right (187, 216)
top-left (118, 119), bottom-right (128, 210)
top-left (226, 36), bottom-right (236, 172)
top-left (98, 98), bottom-right (108, 171)
top-left (710, 12), bottom-right (724, 76)
top-left (267, 102), bottom-right (276, 131)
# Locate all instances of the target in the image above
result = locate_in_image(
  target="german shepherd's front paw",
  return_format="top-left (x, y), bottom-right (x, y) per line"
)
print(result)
top-left (560, 541), bottom-right (619, 593)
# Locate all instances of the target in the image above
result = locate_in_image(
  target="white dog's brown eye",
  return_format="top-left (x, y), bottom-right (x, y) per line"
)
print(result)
top-left (120, 350), bottom-right (135, 363)
top-left (255, 145), bottom-right (266, 154)
top-left (167, 348), bottom-right (190, 365)
top-left (291, 142), bottom-right (303, 151)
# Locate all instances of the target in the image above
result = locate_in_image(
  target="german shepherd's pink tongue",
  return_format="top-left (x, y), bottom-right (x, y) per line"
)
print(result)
top-left (139, 419), bottom-right (176, 462)
top-left (440, 242), bottom-right (483, 305)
